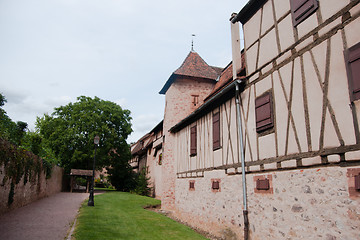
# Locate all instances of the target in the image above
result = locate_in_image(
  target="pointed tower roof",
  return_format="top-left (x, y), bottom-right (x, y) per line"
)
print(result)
top-left (159, 51), bottom-right (221, 94)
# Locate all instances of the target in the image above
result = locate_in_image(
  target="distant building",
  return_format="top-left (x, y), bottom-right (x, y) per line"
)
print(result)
top-left (130, 121), bottom-right (163, 198)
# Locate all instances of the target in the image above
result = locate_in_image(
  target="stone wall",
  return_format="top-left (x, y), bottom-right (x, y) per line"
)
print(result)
top-left (0, 165), bottom-right (64, 215)
top-left (175, 166), bottom-right (360, 239)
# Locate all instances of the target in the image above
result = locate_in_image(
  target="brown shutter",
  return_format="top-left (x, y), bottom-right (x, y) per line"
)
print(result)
top-left (213, 112), bottom-right (220, 150)
top-left (212, 180), bottom-right (220, 190)
top-left (255, 92), bottom-right (274, 132)
top-left (345, 42), bottom-right (360, 101)
top-left (355, 175), bottom-right (360, 191)
top-left (256, 179), bottom-right (270, 190)
top-left (290, 0), bottom-right (318, 27)
top-left (190, 125), bottom-right (197, 156)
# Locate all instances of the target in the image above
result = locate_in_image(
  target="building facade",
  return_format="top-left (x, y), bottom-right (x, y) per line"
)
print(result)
top-left (131, 0), bottom-right (360, 239)
top-left (168, 0), bottom-right (360, 239)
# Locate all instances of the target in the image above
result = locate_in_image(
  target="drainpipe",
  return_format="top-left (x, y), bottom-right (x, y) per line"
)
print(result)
top-left (231, 13), bottom-right (249, 240)
top-left (235, 80), bottom-right (249, 240)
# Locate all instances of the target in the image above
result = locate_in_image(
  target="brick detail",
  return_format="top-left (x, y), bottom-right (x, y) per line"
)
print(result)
top-left (302, 156), bottom-right (322, 166)
top-left (345, 150), bottom-right (360, 161)
top-left (281, 159), bottom-right (297, 168)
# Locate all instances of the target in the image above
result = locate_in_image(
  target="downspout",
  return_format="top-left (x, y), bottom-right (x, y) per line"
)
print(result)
top-left (231, 13), bottom-right (249, 240)
top-left (235, 80), bottom-right (249, 240)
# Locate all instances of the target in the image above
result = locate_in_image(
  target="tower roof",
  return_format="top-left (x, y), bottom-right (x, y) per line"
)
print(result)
top-left (159, 51), bottom-right (221, 95)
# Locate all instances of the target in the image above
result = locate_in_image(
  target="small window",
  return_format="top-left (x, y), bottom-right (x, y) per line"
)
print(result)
top-left (158, 153), bottom-right (162, 165)
top-left (213, 112), bottom-right (221, 150)
top-left (212, 181), bottom-right (219, 190)
top-left (255, 92), bottom-right (274, 133)
top-left (290, 0), bottom-right (318, 27)
top-left (345, 42), bottom-right (360, 102)
top-left (256, 178), bottom-right (270, 190)
top-left (355, 175), bottom-right (360, 191)
top-left (191, 95), bottom-right (199, 106)
top-left (189, 181), bottom-right (195, 191)
top-left (190, 125), bottom-right (197, 156)
top-left (211, 179), bottom-right (221, 192)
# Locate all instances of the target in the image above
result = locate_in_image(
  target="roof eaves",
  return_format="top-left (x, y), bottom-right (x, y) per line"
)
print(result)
top-left (159, 74), bottom-right (176, 95)
top-left (232, 0), bottom-right (268, 24)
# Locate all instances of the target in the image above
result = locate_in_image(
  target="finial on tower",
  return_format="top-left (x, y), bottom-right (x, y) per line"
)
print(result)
top-left (191, 34), bottom-right (196, 52)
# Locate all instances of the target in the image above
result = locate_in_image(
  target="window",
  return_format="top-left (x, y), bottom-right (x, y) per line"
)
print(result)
top-left (191, 95), bottom-right (199, 106)
top-left (213, 112), bottom-right (220, 150)
top-left (256, 178), bottom-right (270, 190)
top-left (211, 179), bottom-right (221, 192)
top-left (290, 0), bottom-right (318, 27)
top-left (190, 125), bottom-right (197, 156)
top-left (345, 42), bottom-right (360, 102)
top-left (189, 180), bottom-right (195, 191)
top-left (255, 92), bottom-right (274, 133)
top-left (158, 153), bottom-right (162, 165)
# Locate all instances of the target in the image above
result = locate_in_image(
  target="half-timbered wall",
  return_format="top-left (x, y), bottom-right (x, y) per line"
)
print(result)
top-left (172, 1), bottom-right (360, 239)
top-left (175, 0), bottom-right (360, 176)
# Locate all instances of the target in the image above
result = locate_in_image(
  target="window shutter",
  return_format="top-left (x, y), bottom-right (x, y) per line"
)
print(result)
top-left (256, 179), bottom-right (270, 190)
top-left (212, 180), bottom-right (220, 190)
top-left (255, 92), bottom-right (274, 132)
top-left (355, 175), bottom-right (360, 191)
top-left (290, 0), bottom-right (318, 27)
top-left (213, 112), bottom-right (220, 150)
top-left (190, 125), bottom-right (197, 156)
top-left (345, 42), bottom-right (360, 101)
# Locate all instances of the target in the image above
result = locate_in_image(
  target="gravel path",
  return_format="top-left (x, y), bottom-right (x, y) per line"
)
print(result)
top-left (0, 192), bottom-right (89, 240)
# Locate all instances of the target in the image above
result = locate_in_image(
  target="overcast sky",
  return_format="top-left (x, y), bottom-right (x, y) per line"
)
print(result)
top-left (0, 0), bottom-right (247, 143)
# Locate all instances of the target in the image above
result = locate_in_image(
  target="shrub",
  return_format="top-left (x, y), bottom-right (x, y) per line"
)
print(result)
top-left (133, 168), bottom-right (152, 197)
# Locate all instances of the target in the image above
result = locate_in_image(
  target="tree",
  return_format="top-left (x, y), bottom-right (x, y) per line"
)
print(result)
top-left (36, 96), bottom-right (132, 173)
top-left (106, 149), bottom-right (137, 191)
top-left (0, 93), bottom-right (27, 145)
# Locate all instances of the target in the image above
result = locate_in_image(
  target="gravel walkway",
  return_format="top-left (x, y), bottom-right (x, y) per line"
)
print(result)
top-left (0, 192), bottom-right (89, 240)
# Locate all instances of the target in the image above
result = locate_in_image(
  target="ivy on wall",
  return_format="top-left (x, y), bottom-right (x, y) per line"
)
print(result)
top-left (0, 138), bottom-right (53, 205)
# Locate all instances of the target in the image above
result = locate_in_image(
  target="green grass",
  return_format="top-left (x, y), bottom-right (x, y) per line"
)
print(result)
top-left (73, 192), bottom-right (208, 240)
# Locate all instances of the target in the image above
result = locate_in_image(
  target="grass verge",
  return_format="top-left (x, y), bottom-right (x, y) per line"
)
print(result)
top-left (73, 192), bottom-right (208, 240)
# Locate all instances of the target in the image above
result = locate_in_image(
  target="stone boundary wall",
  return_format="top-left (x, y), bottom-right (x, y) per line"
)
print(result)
top-left (175, 165), bottom-right (360, 239)
top-left (0, 165), bottom-right (64, 215)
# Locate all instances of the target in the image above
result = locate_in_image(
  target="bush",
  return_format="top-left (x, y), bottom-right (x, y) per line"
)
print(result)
top-left (133, 168), bottom-right (152, 197)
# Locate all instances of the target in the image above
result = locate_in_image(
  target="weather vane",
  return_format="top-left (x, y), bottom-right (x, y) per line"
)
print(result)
top-left (191, 34), bottom-right (196, 51)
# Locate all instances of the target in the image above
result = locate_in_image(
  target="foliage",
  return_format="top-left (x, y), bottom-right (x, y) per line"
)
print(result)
top-left (0, 94), bottom-right (58, 205)
top-left (106, 149), bottom-right (137, 192)
top-left (74, 192), bottom-right (207, 240)
top-left (0, 138), bottom-right (49, 205)
top-left (133, 167), bottom-right (152, 196)
top-left (21, 131), bottom-right (59, 166)
top-left (36, 96), bottom-right (132, 173)
top-left (0, 93), bottom-right (22, 144)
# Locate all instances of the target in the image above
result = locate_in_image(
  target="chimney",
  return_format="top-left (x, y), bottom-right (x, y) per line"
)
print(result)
top-left (230, 13), bottom-right (242, 80)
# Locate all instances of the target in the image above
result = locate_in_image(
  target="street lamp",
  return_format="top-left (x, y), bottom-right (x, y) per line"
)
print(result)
top-left (88, 135), bottom-right (100, 206)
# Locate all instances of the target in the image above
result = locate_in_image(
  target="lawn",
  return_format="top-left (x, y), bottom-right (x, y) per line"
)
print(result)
top-left (73, 192), bottom-right (208, 240)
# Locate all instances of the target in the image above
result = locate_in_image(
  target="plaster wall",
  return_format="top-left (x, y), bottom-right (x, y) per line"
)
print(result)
top-left (162, 77), bottom-right (215, 210)
top-left (146, 144), bottom-right (162, 199)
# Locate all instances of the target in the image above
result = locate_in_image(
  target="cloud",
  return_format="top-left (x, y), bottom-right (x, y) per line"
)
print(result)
top-left (127, 113), bottom-right (163, 143)
top-left (114, 98), bottom-right (128, 108)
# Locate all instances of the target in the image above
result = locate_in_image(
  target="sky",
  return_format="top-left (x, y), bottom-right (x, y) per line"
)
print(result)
top-left (0, 0), bottom-right (247, 143)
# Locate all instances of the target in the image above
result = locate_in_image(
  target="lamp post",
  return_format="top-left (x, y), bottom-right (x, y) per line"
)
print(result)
top-left (88, 135), bottom-right (100, 206)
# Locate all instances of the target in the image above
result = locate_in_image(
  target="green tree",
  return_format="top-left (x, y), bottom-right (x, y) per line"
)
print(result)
top-left (133, 167), bottom-right (152, 196)
top-left (107, 148), bottom-right (137, 191)
top-left (36, 96), bottom-right (132, 173)
top-left (0, 93), bottom-right (27, 145)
